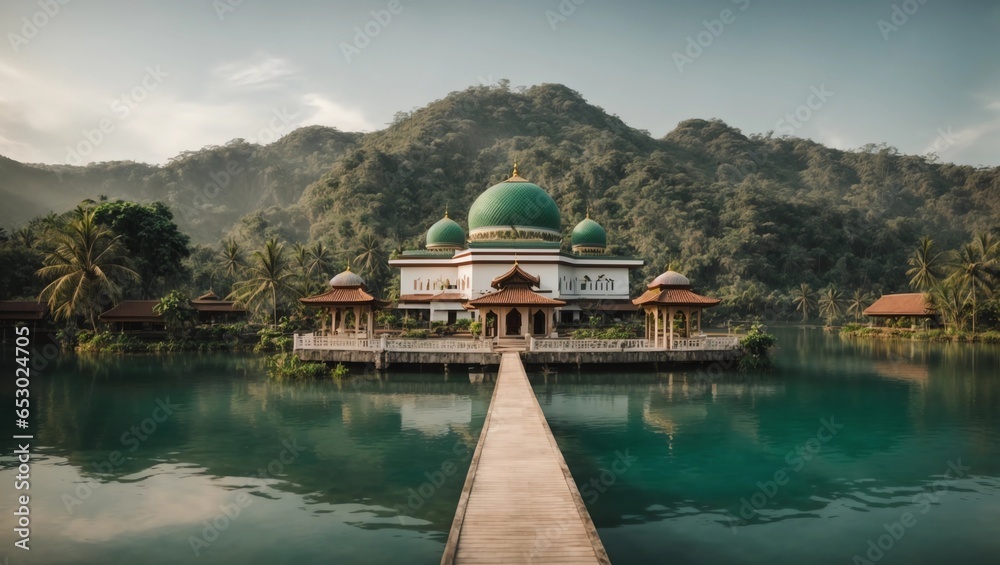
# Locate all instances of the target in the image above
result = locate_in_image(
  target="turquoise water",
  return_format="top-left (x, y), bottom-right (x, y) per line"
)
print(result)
top-left (535, 327), bottom-right (1000, 565)
top-left (1, 328), bottom-right (998, 564)
top-left (0, 354), bottom-right (491, 565)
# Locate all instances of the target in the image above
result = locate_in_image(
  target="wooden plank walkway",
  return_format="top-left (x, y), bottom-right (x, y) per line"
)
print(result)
top-left (442, 353), bottom-right (610, 565)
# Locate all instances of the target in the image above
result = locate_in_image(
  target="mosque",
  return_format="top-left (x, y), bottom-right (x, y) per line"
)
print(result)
top-left (300, 165), bottom-right (725, 345)
top-left (386, 165), bottom-right (644, 327)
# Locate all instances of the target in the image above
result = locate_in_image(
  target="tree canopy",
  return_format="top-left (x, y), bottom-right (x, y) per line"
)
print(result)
top-left (92, 201), bottom-right (191, 298)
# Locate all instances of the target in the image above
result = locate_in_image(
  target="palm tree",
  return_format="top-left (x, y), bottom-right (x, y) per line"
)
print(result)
top-left (973, 231), bottom-right (1000, 282)
top-left (790, 283), bottom-right (818, 323)
top-left (227, 238), bottom-right (298, 326)
top-left (818, 287), bottom-right (846, 326)
top-left (906, 236), bottom-right (944, 291)
top-left (36, 209), bottom-right (140, 330)
top-left (929, 281), bottom-right (965, 330)
top-left (308, 241), bottom-right (335, 278)
top-left (947, 237), bottom-right (998, 333)
top-left (353, 232), bottom-right (387, 295)
top-left (847, 289), bottom-right (872, 322)
top-left (291, 242), bottom-right (311, 276)
top-left (219, 239), bottom-right (244, 280)
top-left (290, 242), bottom-right (323, 296)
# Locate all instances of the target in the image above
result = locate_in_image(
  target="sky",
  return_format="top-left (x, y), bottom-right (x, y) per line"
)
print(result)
top-left (1, 0), bottom-right (999, 167)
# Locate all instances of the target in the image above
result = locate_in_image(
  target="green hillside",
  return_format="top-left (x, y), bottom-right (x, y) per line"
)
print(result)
top-left (3, 82), bottom-right (999, 319)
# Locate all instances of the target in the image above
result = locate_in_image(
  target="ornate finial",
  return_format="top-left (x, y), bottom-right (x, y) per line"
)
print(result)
top-left (346, 259), bottom-right (351, 272)
top-left (444, 204), bottom-right (449, 219)
top-left (512, 161), bottom-right (519, 177)
top-left (586, 205), bottom-right (590, 219)
top-left (513, 254), bottom-right (519, 266)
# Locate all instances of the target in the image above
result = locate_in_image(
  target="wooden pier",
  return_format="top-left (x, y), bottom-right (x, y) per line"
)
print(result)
top-left (441, 353), bottom-right (610, 565)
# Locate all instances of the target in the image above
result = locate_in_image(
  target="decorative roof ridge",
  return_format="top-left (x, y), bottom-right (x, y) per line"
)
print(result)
top-left (490, 263), bottom-right (541, 289)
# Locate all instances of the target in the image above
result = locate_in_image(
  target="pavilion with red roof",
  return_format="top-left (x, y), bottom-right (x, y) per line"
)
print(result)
top-left (300, 268), bottom-right (388, 337)
top-left (632, 270), bottom-right (721, 349)
top-left (863, 293), bottom-right (935, 326)
top-left (466, 263), bottom-right (566, 340)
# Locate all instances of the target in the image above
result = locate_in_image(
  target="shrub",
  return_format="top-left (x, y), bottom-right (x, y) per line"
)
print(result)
top-left (76, 331), bottom-right (144, 354)
top-left (572, 323), bottom-right (641, 340)
top-left (469, 321), bottom-right (482, 336)
top-left (980, 331), bottom-right (1000, 344)
top-left (332, 363), bottom-right (350, 379)
top-left (265, 352), bottom-right (332, 380)
top-left (154, 290), bottom-right (196, 338)
top-left (255, 327), bottom-right (291, 352)
top-left (738, 323), bottom-right (777, 372)
top-left (401, 329), bottom-right (430, 339)
top-left (402, 317), bottom-right (419, 330)
top-left (376, 312), bottom-right (399, 329)
top-left (454, 317), bottom-right (473, 330)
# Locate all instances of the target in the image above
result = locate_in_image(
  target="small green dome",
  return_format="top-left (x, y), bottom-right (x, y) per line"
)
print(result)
top-left (468, 174), bottom-right (561, 239)
top-left (426, 215), bottom-right (465, 250)
top-left (571, 217), bottom-right (607, 251)
top-left (330, 269), bottom-right (365, 287)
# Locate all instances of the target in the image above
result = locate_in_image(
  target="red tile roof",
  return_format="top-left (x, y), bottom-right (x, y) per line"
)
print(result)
top-left (0, 301), bottom-right (46, 320)
top-left (632, 288), bottom-right (721, 307)
top-left (300, 287), bottom-right (382, 306)
top-left (491, 264), bottom-right (540, 289)
top-left (100, 301), bottom-right (162, 323)
top-left (467, 287), bottom-right (566, 307)
top-left (863, 293), bottom-right (934, 317)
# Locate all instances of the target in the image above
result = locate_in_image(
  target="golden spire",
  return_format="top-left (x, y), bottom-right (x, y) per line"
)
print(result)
top-left (586, 205), bottom-right (590, 219)
top-left (512, 161), bottom-right (519, 177)
top-left (444, 204), bottom-right (449, 219)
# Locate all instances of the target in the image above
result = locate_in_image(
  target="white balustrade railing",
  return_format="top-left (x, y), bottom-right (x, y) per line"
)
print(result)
top-left (293, 334), bottom-right (376, 351)
top-left (671, 336), bottom-right (741, 350)
top-left (294, 334), bottom-right (492, 352)
top-left (531, 336), bottom-right (741, 352)
top-left (704, 336), bottom-right (741, 350)
top-left (384, 339), bottom-right (493, 352)
top-left (295, 333), bottom-right (742, 353)
top-left (529, 338), bottom-right (655, 352)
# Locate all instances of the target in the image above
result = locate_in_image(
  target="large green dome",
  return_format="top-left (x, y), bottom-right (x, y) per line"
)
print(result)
top-left (426, 215), bottom-right (465, 250)
top-left (467, 173), bottom-right (561, 241)
top-left (571, 217), bottom-right (607, 252)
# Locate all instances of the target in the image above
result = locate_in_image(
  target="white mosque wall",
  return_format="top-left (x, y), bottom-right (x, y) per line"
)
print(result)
top-left (396, 251), bottom-right (636, 302)
top-left (556, 265), bottom-right (633, 300)
top-left (401, 265), bottom-right (460, 293)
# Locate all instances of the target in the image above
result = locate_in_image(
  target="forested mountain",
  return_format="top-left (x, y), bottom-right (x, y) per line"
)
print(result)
top-left (0, 126), bottom-right (360, 242)
top-left (3, 82), bottom-right (999, 318)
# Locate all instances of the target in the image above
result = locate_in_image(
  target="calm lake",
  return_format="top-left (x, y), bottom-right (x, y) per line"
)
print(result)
top-left (1, 327), bottom-right (998, 564)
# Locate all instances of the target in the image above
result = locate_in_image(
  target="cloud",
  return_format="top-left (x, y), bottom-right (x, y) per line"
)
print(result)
top-left (300, 93), bottom-right (373, 132)
top-left (214, 54), bottom-right (297, 89)
top-left (923, 95), bottom-right (1000, 158)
